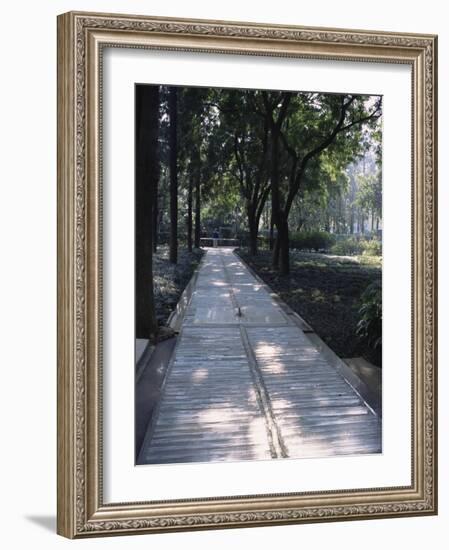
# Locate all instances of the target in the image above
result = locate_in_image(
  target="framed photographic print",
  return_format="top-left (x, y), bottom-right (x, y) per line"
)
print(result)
top-left (57, 11), bottom-right (438, 538)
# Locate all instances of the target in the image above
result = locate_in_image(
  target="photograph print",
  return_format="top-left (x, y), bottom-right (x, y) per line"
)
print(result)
top-left (134, 83), bottom-right (383, 466)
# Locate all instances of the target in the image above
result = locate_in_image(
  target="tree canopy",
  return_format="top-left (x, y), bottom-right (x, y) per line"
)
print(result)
top-left (145, 84), bottom-right (382, 273)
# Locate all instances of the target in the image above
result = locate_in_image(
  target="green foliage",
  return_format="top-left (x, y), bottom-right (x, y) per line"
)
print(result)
top-left (356, 281), bottom-right (382, 358)
top-left (330, 237), bottom-right (362, 256)
top-left (355, 171), bottom-right (382, 218)
top-left (362, 239), bottom-right (382, 256)
top-left (204, 89), bottom-right (382, 238)
top-left (156, 85), bottom-right (383, 270)
top-left (330, 236), bottom-right (382, 257)
top-left (289, 231), bottom-right (335, 252)
top-left (358, 255), bottom-right (382, 268)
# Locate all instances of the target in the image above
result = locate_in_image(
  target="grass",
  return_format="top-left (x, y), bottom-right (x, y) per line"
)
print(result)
top-left (236, 248), bottom-right (382, 366)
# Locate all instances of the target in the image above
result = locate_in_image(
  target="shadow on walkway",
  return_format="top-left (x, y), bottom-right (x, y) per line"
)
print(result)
top-left (135, 337), bottom-right (177, 460)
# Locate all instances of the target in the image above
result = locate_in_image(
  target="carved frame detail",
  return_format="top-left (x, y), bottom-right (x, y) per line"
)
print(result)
top-left (57, 11), bottom-right (437, 538)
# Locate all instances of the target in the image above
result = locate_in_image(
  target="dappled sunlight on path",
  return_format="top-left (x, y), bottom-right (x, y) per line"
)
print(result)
top-left (138, 248), bottom-right (381, 465)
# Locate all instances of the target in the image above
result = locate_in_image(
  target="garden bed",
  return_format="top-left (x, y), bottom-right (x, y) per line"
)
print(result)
top-left (153, 246), bottom-right (204, 326)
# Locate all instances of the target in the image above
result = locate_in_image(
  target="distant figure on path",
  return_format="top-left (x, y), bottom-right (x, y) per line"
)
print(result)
top-left (213, 228), bottom-right (219, 248)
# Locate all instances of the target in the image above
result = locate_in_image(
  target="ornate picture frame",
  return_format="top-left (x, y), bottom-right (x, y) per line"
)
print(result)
top-left (57, 11), bottom-right (437, 538)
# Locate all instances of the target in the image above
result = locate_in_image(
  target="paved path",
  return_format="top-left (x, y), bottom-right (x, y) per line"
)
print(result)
top-left (138, 248), bottom-right (381, 464)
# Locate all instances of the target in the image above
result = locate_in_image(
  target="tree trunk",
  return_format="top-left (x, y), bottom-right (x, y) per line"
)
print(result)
top-left (277, 216), bottom-right (290, 275)
top-left (135, 85), bottom-right (159, 340)
top-left (152, 158), bottom-right (159, 253)
top-left (269, 208), bottom-right (274, 251)
top-left (168, 86), bottom-right (178, 264)
top-left (272, 234), bottom-right (280, 268)
top-left (187, 171), bottom-right (193, 252)
top-left (270, 179), bottom-right (290, 274)
top-left (349, 206), bottom-right (354, 235)
top-left (270, 127), bottom-right (283, 269)
top-left (263, 203), bottom-right (270, 234)
top-left (248, 213), bottom-right (258, 256)
top-left (194, 172), bottom-right (201, 248)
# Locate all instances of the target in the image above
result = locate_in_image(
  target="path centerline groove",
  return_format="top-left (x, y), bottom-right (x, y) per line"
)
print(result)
top-left (138, 248), bottom-right (381, 465)
top-left (219, 249), bottom-right (287, 459)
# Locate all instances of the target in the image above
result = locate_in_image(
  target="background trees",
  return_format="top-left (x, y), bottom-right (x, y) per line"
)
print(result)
top-left (136, 84), bottom-right (382, 335)
top-left (135, 83), bottom-right (382, 360)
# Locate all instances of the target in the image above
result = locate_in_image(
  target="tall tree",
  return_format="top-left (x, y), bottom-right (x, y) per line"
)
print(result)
top-left (355, 170), bottom-right (382, 232)
top-left (135, 85), bottom-right (159, 340)
top-left (230, 92), bottom-right (271, 255)
top-left (194, 148), bottom-right (201, 248)
top-left (148, 86), bottom-right (381, 270)
top-left (152, 106), bottom-right (160, 253)
top-left (261, 91), bottom-right (292, 273)
top-left (276, 93), bottom-right (382, 273)
top-left (187, 168), bottom-right (193, 252)
top-left (209, 90), bottom-right (281, 256)
top-left (177, 88), bottom-right (208, 250)
top-left (168, 86), bottom-right (178, 263)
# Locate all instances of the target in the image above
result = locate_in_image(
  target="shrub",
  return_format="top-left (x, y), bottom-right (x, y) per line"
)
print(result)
top-left (330, 236), bottom-right (362, 256)
top-left (289, 231), bottom-right (335, 252)
top-left (356, 280), bottom-right (382, 357)
top-left (330, 236), bottom-right (382, 257)
top-left (361, 238), bottom-right (382, 256)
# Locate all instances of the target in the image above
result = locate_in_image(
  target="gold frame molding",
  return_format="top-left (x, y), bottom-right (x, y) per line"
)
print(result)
top-left (57, 11), bottom-right (438, 538)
